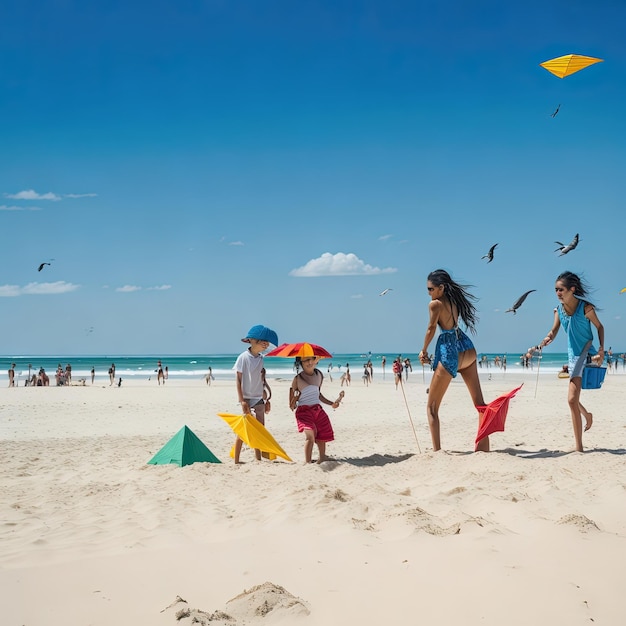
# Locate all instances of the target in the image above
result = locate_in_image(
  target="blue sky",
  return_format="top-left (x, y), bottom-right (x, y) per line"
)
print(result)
top-left (1, 0), bottom-right (624, 355)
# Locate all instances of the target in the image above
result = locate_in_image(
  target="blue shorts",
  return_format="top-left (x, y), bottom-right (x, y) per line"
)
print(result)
top-left (433, 328), bottom-right (474, 377)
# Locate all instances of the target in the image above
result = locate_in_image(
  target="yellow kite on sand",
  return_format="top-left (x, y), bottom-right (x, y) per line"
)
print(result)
top-left (540, 54), bottom-right (603, 79)
top-left (218, 412), bottom-right (293, 462)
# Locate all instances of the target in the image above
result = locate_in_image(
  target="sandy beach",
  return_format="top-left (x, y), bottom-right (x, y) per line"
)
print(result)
top-left (1, 371), bottom-right (625, 625)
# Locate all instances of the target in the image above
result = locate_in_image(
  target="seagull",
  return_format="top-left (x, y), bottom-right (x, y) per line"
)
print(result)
top-left (506, 290), bottom-right (536, 314)
top-left (554, 233), bottom-right (579, 256)
top-left (379, 288), bottom-right (393, 296)
top-left (481, 243), bottom-right (498, 263)
top-left (37, 262), bottom-right (51, 272)
top-left (551, 104), bottom-right (561, 118)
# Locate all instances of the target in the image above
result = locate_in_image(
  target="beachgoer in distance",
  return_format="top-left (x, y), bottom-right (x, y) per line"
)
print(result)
top-left (289, 356), bottom-right (344, 463)
top-left (91, 367), bottom-right (95, 385)
top-left (418, 269), bottom-right (489, 452)
top-left (8, 363), bottom-right (16, 387)
top-left (157, 360), bottom-right (164, 385)
top-left (205, 366), bottom-right (214, 385)
top-left (537, 271), bottom-right (604, 452)
top-left (109, 363), bottom-right (116, 386)
top-left (393, 357), bottom-right (403, 389)
top-left (381, 355), bottom-right (386, 379)
top-left (404, 357), bottom-right (412, 381)
top-left (234, 324), bottom-right (278, 464)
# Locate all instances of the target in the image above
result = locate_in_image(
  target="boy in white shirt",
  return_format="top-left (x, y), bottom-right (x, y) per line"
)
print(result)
top-left (234, 324), bottom-right (278, 463)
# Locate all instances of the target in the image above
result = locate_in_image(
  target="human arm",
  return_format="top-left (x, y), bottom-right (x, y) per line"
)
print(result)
top-left (585, 304), bottom-right (605, 363)
top-left (319, 390), bottom-right (344, 409)
top-left (539, 308), bottom-right (561, 348)
top-left (419, 300), bottom-right (441, 363)
top-left (318, 370), bottom-right (343, 408)
top-left (236, 371), bottom-right (250, 415)
top-left (289, 378), bottom-right (299, 411)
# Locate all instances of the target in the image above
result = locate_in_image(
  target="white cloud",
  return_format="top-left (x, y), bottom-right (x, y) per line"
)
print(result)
top-left (289, 252), bottom-right (398, 277)
top-left (378, 234), bottom-right (393, 241)
top-left (63, 193), bottom-right (97, 199)
top-left (351, 294), bottom-right (364, 299)
top-left (116, 285), bottom-right (142, 292)
top-left (5, 189), bottom-right (61, 201)
top-left (229, 241), bottom-right (244, 246)
top-left (147, 285), bottom-right (172, 291)
top-left (0, 281), bottom-right (80, 297)
top-left (0, 205), bottom-right (42, 211)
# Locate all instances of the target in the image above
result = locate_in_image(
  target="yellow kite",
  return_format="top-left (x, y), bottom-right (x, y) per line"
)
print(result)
top-left (620, 288), bottom-right (626, 294)
top-left (218, 412), bottom-right (293, 462)
top-left (540, 54), bottom-right (603, 79)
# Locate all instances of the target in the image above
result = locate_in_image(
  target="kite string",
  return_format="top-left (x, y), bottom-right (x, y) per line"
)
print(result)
top-left (534, 347), bottom-right (542, 398)
top-left (399, 378), bottom-right (422, 454)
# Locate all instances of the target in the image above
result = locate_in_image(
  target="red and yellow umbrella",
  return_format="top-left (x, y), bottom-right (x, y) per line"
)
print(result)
top-left (265, 342), bottom-right (333, 359)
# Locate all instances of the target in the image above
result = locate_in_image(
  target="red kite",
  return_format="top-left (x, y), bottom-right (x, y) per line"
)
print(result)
top-left (475, 384), bottom-right (523, 450)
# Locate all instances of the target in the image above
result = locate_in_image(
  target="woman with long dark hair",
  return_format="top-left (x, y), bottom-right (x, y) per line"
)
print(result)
top-left (418, 269), bottom-right (489, 451)
top-left (538, 271), bottom-right (604, 452)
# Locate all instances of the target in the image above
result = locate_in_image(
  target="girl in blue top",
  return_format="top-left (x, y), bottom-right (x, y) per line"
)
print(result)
top-left (539, 271), bottom-right (605, 452)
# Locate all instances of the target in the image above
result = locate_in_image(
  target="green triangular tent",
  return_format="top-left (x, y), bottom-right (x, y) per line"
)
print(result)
top-left (148, 425), bottom-right (221, 466)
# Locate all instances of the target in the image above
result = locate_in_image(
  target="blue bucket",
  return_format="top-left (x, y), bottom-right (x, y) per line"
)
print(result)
top-left (581, 366), bottom-right (607, 390)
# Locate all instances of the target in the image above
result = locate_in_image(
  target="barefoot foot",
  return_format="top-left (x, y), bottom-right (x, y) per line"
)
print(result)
top-left (584, 413), bottom-right (593, 432)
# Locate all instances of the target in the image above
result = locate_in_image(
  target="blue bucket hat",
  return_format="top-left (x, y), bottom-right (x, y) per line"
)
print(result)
top-left (242, 324), bottom-right (278, 347)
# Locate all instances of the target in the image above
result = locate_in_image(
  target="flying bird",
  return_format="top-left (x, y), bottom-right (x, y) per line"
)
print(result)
top-left (551, 104), bottom-right (561, 118)
top-left (481, 243), bottom-right (498, 263)
top-left (506, 290), bottom-right (536, 314)
top-left (37, 262), bottom-right (51, 272)
top-left (379, 288), bottom-right (393, 296)
top-left (554, 233), bottom-right (579, 256)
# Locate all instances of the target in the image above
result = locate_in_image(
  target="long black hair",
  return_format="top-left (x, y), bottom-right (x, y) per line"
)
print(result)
top-left (556, 271), bottom-right (597, 308)
top-left (428, 269), bottom-right (479, 334)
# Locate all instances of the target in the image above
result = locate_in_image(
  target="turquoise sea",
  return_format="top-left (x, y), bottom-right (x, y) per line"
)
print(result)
top-left (3, 352), bottom-right (623, 385)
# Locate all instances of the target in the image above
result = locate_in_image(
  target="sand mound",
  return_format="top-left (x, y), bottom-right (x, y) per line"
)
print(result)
top-left (162, 582), bottom-right (310, 624)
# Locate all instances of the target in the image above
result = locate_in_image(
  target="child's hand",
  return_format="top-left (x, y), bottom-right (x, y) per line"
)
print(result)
top-left (332, 390), bottom-right (345, 408)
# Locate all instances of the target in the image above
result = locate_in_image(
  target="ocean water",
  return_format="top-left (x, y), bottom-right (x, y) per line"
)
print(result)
top-left (2, 352), bottom-right (623, 385)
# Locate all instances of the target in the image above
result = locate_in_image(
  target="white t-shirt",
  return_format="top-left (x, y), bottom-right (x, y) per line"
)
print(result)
top-left (234, 349), bottom-right (264, 402)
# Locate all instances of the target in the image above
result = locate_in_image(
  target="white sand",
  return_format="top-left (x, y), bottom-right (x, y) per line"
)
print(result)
top-left (1, 371), bottom-right (625, 625)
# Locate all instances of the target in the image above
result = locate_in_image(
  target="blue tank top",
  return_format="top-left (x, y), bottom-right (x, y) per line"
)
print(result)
top-left (557, 300), bottom-right (597, 358)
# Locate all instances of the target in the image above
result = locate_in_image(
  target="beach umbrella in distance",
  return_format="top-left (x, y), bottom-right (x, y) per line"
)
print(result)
top-left (481, 243), bottom-right (498, 263)
top-left (475, 384), bottom-right (523, 451)
top-left (540, 54), bottom-right (603, 79)
top-left (218, 412), bottom-right (292, 462)
top-left (505, 290), bottom-right (536, 314)
top-left (554, 233), bottom-right (579, 256)
top-left (266, 342), bottom-right (333, 359)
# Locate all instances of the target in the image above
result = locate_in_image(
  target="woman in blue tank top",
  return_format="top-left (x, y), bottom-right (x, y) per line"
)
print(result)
top-left (539, 271), bottom-right (605, 452)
